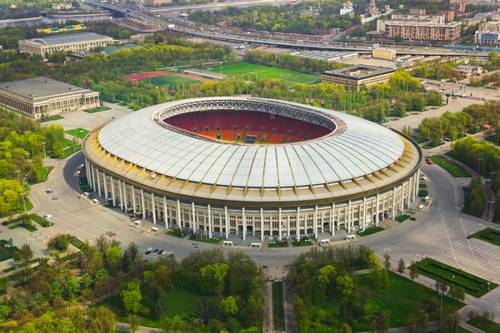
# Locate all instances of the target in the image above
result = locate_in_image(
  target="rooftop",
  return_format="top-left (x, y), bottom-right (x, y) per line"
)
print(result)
top-left (323, 65), bottom-right (395, 80)
top-left (23, 32), bottom-right (112, 45)
top-left (0, 77), bottom-right (92, 99)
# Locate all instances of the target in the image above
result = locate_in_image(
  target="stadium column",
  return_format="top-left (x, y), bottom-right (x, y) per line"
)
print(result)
top-left (278, 208), bottom-right (282, 240)
top-left (192, 202), bottom-right (196, 233)
top-left (225, 206), bottom-right (229, 239)
top-left (242, 207), bottom-right (247, 240)
top-left (415, 170), bottom-right (420, 198)
top-left (91, 165), bottom-right (96, 191)
top-left (151, 193), bottom-right (156, 224)
top-left (132, 185), bottom-right (137, 215)
top-left (296, 207), bottom-right (300, 240)
top-left (375, 194), bottom-right (380, 226)
top-left (176, 199), bottom-right (181, 229)
top-left (141, 189), bottom-right (145, 219)
top-left (118, 180), bottom-right (124, 210)
top-left (260, 208), bottom-right (264, 242)
top-left (96, 170), bottom-right (102, 197)
top-left (111, 177), bottom-right (116, 207)
top-left (362, 197), bottom-right (367, 231)
top-left (400, 184), bottom-right (404, 213)
top-left (347, 201), bottom-right (351, 233)
top-left (287, 215), bottom-right (291, 239)
top-left (103, 174), bottom-right (108, 202)
top-left (207, 204), bottom-right (212, 238)
top-left (331, 203), bottom-right (336, 235)
top-left (163, 196), bottom-right (168, 229)
top-left (313, 205), bottom-right (318, 239)
top-left (85, 160), bottom-right (91, 189)
top-left (407, 179), bottom-right (412, 206)
top-left (123, 182), bottom-right (128, 211)
top-left (392, 187), bottom-right (396, 219)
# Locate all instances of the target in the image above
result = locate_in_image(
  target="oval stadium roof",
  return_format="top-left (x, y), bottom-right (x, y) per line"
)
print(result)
top-left (98, 97), bottom-right (405, 189)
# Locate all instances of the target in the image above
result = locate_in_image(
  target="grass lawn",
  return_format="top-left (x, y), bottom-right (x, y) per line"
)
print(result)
top-left (272, 281), bottom-right (285, 331)
top-left (102, 287), bottom-right (211, 328)
top-left (208, 62), bottom-right (320, 85)
top-left (292, 237), bottom-right (313, 247)
top-left (84, 106), bottom-right (111, 113)
top-left (148, 75), bottom-right (199, 88)
top-left (268, 240), bottom-right (289, 248)
top-left (0, 240), bottom-right (21, 262)
top-left (60, 138), bottom-right (81, 158)
top-left (397, 214), bottom-right (411, 223)
top-left (79, 176), bottom-right (91, 193)
top-left (29, 166), bottom-right (53, 184)
top-left (40, 114), bottom-right (64, 122)
top-left (65, 128), bottom-right (90, 139)
top-left (471, 228), bottom-right (500, 247)
top-left (357, 226), bottom-right (384, 236)
top-left (4, 198), bottom-right (33, 217)
top-left (467, 316), bottom-right (500, 333)
top-left (430, 155), bottom-right (471, 177)
top-left (416, 258), bottom-right (497, 297)
top-left (189, 235), bottom-right (220, 244)
top-left (311, 272), bottom-right (463, 332)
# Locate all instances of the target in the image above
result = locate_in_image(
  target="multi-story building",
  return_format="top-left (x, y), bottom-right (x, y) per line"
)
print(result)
top-left (18, 32), bottom-right (113, 58)
top-left (0, 77), bottom-right (100, 120)
top-left (384, 21), bottom-right (461, 42)
top-left (321, 65), bottom-right (395, 90)
top-left (475, 31), bottom-right (500, 45)
top-left (480, 20), bottom-right (500, 32)
top-left (377, 14), bottom-right (446, 33)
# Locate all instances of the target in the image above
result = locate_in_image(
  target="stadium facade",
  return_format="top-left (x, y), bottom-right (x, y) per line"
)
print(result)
top-left (83, 97), bottom-right (422, 241)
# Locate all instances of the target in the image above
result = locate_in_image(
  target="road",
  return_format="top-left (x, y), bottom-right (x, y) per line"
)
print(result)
top-left (148, 0), bottom-right (294, 13)
top-left (384, 97), bottom-right (481, 132)
top-left (423, 79), bottom-right (500, 101)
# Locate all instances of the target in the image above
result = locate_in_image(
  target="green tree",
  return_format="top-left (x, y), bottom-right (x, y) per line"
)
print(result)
top-left (121, 280), bottom-right (142, 315)
top-left (220, 296), bottom-right (238, 316)
top-left (200, 262), bottom-right (229, 295)
top-left (398, 258), bottom-right (405, 274)
top-left (89, 306), bottom-right (117, 333)
top-left (409, 261), bottom-right (419, 280)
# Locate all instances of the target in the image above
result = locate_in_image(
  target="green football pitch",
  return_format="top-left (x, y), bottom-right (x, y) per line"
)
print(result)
top-left (208, 62), bottom-right (320, 85)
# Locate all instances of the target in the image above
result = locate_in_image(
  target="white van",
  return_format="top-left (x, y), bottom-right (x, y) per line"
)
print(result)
top-left (250, 242), bottom-right (261, 248)
top-left (151, 227), bottom-right (159, 232)
top-left (345, 234), bottom-right (356, 241)
top-left (134, 220), bottom-right (142, 226)
top-left (222, 240), bottom-right (234, 247)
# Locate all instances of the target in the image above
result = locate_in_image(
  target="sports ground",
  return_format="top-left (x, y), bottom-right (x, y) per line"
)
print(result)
top-left (126, 72), bottom-right (201, 88)
top-left (208, 62), bottom-right (320, 85)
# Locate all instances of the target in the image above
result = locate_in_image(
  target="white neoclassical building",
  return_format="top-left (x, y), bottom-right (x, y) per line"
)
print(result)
top-left (83, 97), bottom-right (422, 241)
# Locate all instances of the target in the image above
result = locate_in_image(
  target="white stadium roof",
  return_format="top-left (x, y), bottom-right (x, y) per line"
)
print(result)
top-left (98, 97), bottom-right (405, 189)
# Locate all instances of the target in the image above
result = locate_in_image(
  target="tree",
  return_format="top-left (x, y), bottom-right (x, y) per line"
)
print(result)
top-left (220, 296), bottom-right (238, 316)
top-left (448, 285), bottom-right (465, 301)
top-left (200, 262), bottom-right (229, 295)
top-left (336, 274), bottom-right (354, 298)
top-left (121, 280), bottom-right (142, 315)
top-left (47, 234), bottom-right (69, 252)
top-left (398, 258), bottom-right (405, 274)
top-left (370, 311), bottom-right (389, 333)
top-left (89, 306), bottom-right (117, 333)
top-left (409, 261), bottom-right (419, 280)
top-left (439, 309), bottom-right (459, 333)
top-left (128, 314), bottom-right (139, 333)
top-left (383, 254), bottom-right (391, 271)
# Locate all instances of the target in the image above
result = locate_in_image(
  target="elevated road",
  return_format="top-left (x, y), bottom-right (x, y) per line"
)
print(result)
top-left (85, 0), bottom-right (491, 57)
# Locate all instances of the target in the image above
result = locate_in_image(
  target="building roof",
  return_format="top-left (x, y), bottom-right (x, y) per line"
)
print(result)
top-left (97, 97), bottom-right (406, 189)
top-left (322, 65), bottom-right (395, 80)
top-left (24, 32), bottom-right (112, 45)
top-left (0, 77), bottom-right (92, 99)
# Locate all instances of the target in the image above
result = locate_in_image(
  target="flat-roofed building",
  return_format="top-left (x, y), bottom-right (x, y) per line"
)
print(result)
top-left (377, 14), bottom-right (461, 42)
top-left (321, 65), bottom-right (395, 90)
top-left (144, 0), bottom-right (172, 6)
top-left (18, 32), bottom-right (113, 58)
top-left (0, 77), bottom-right (100, 120)
top-left (372, 47), bottom-right (396, 60)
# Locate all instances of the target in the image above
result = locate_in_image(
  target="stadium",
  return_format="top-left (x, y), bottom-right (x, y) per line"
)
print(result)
top-left (83, 97), bottom-right (422, 241)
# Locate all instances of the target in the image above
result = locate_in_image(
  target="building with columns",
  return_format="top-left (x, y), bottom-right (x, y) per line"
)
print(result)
top-left (83, 97), bottom-right (421, 241)
top-left (0, 77), bottom-right (100, 120)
